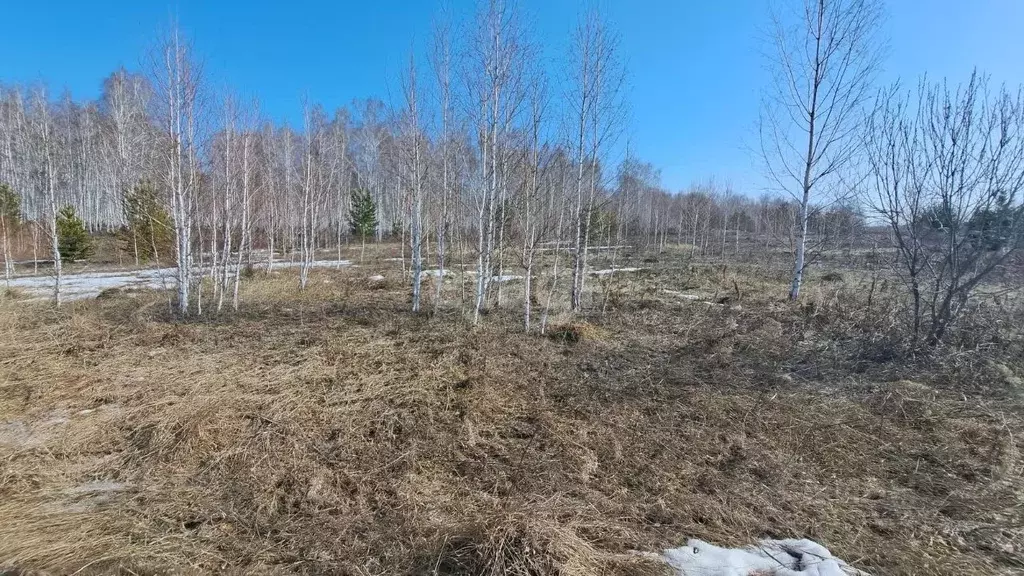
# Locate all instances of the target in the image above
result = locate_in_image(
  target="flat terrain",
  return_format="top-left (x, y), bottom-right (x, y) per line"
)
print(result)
top-left (1, 246), bottom-right (1022, 575)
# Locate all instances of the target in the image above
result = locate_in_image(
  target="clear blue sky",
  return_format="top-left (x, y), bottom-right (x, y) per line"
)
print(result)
top-left (1, 0), bottom-right (1022, 194)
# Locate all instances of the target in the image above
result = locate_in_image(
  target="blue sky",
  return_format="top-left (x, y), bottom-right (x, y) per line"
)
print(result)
top-left (1, 0), bottom-right (1022, 194)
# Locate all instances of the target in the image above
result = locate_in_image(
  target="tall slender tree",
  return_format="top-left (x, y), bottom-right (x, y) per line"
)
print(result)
top-left (567, 7), bottom-right (626, 312)
top-left (760, 0), bottom-right (884, 300)
top-left (150, 24), bottom-right (205, 315)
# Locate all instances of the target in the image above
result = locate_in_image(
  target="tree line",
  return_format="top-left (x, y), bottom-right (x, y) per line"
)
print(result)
top-left (1, 0), bottom-right (1021, 344)
top-left (0, 2), bottom-right (837, 321)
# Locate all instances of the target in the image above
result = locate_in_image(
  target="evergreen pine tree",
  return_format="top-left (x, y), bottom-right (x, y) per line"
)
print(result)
top-left (122, 182), bottom-right (174, 264)
top-left (56, 206), bottom-right (92, 263)
top-left (349, 189), bottom-right (377, 263)
top-left (0, 183), bottom-right (21, 286)
top-left (0, 184), bottom-right (19, 228)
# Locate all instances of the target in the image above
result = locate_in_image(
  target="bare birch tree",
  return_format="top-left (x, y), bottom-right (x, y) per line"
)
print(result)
top-left (761, 0), bottom-right (883, 300)
top-left (27, 89), bottom-right (63, 305)
top-left (231, 100), bottom-right (259, 311)
top-left (150, 25), bottom-right (204, 315)
top-left (216, 94), bottom-right (237, 312)
top-left (468, 0), bottom-right (529, 324)
top-left (299, 103), bottom-right (318, 290)
top-left (567, 7), bottom-right (626, 312)
top-left (518, 73), bottom-right (550, 331)
top-left (431, 11), bottom-right (455, 314)
top-left (401, 55), bottom-right (428, 313)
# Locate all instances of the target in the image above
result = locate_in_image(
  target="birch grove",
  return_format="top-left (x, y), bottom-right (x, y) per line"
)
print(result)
top-left (566, 8), bottom-right (627, 312)
top-left (0, 1), bottom-right (872, 321)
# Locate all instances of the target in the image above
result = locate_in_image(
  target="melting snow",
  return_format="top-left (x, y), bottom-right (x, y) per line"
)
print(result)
top-left (538, 245), bottom-right (631, 252)
top-left (656, 538), bottom-right (868, 576)
top-left (8, 267), bottom-right (177, 300)
top-left (63, 480), bottom-right (129, 495)
top-left (589, 267), bottom-right (643, 276)
top-left (663, 290), bottom-right (702, 300)
top-left (8, 260), bottom-right (352, 301)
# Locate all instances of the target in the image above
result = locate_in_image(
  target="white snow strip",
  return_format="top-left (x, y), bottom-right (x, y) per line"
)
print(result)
top-left (63, 480), bottom-right (130, 495)
top-left (663, 290), bottom-right (702, 300)
top-left (657, 538), bottom-right (869, 576)
top-left (537, 245), bottom-right (631, 252)
top-left (8, 267), bottom-right (177, 301)
top-left (8, 260), bottom-right (352, 301)
top-left (282, 259), bottom-right (352, 270)
top-left (421, 269), bottom-right (454, 277)
top-left (589, 267), bottom-right (644, 276)
top-left (491, 275), bottom-right (523, 283)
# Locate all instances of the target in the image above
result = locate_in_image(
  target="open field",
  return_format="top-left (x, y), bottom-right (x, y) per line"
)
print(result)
top-left (2, 246), bottom-right (1023, 575)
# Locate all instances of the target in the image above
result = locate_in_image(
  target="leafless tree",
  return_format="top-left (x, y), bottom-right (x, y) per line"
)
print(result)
top-left (400, 54), bottom-right (428, 313)
top-left (517, 71), bottom-right (552, 331)
top-left (27, 89), bottom-right (63, 305)
top-left (430, 9), bottom-right (456, 314)
top-left (761, 0), bottom-right (884, 300)
top-left (467, 0), bottom-right (530, 324)
top-left (102, 69), bottom-right (153, 264)
top-left (866, 73), bottom-right (1024, 345)
top-left (214, 93), bottom-right (238, 312)
top-left (0, 90), bottom-right (28, 285)
top-left (297, 104), bottom-right (342, 290)
top-left (150, 25), bottom-right (205, 315)
top-left (566, 6), bottom-right (626, 312)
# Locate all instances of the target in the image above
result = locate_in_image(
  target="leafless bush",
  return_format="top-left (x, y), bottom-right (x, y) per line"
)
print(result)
top-left (866, 73), bottom-right (1024, 346)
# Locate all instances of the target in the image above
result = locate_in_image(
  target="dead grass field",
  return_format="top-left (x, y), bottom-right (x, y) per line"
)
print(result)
top-left (1, 247), bottom-right (1023, 575)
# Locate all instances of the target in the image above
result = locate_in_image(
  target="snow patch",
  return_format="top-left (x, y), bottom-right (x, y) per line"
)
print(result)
top-left (284, 259), bottom-right (352, 270)
top-left (10, 267), bottom-right (177, 301)
top-left (538, 244), bottom-right (631, 252)
top-left (663, 290), bottom-right (702, 300)
top-left (657, 538), bottom-right (869, 576)
top-left (589, 267), bottom-right (643, 276)
top-left (8, 259), bottom-right (352, 301)
top-left (0, 411), bottom-right (70, 449)
top-left (63, 480), bottom-right (129, 496)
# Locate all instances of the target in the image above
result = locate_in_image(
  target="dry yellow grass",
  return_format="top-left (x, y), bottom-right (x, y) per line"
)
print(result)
top-left (1, 255), bottom-right (1022, 575)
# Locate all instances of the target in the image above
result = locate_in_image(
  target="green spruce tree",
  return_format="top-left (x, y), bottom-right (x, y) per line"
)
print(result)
top-left (0, 184), bottom-right (19, 227)
top-left (122, 181), bottom-right (174, 264)
top-left (0, 183), bottom-right (21, 286)
top-left (56, 205), bottom-right (92, 263)
top-left (349, 188), bottom-right (377, 263)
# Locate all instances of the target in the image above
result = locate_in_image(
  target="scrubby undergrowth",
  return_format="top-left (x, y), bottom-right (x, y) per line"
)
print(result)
top-left (1, 252), bottom-right (1022, 575)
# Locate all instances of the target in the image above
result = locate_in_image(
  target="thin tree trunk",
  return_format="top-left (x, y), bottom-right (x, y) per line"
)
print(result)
top-left (232, 132), bottom-right (251, 311)
top-left (1, 217), bottom-right (12, 288)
